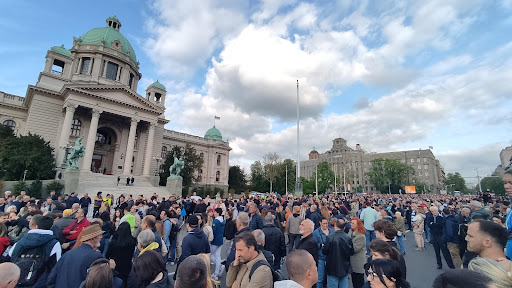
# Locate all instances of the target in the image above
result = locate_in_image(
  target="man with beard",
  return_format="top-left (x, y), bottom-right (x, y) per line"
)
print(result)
top-left (47, 224), bottom-right (105, 288)
top-left (226, 231), bottom-right (273, 288)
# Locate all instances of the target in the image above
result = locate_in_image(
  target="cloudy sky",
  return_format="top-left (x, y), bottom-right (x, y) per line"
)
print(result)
top-left (2, 0), bottom-right (511, 185)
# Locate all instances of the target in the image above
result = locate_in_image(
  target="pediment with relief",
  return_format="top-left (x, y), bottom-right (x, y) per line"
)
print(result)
top-left (65, 85), bottom-right (163, 114)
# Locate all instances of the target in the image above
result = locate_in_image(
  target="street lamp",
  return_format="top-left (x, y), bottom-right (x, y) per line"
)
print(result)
top-left (388, 182), bottom-right (391, 194)
top-left (474, 168), bottom-right (482, 193)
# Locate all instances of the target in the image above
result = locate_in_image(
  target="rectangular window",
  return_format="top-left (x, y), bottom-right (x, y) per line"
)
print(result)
top-left (416, 158), bottom-right (420, 162)
top-left (129, 73), bottom-right (134, 88)
top-left (418, 165), bottom-right (421, 169)
top-left (425, 172), bottom-right (429, 177)
top-left (423, 157), bottom-right (427, 162)
top-left (106, 62), bottom-right (119, 80)
top-left (410, 159), bottom-right (414, 163)
top-left (424, 164), bottom-right (428, 169)
top-left (80, 57), bottom-right (91, 74)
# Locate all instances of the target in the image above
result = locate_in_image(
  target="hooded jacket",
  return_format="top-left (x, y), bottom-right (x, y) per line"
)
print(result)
top-left (211, 216), bottom-right (225, 246)
top-left (262, 223), bottom-right (286, 260)
top-left (10, 230), bottom-right (60, 288)
top-left (178, 228), bottom-right (210, 263)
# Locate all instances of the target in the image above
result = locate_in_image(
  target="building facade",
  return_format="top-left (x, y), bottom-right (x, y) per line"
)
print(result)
top-left (301, 138), bottom-right (445, 193)
top-left (0, 17), bottom-right (230, 190)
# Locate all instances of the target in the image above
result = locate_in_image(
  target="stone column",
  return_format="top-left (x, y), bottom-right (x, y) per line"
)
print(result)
top-left (143, 122), bottom-right (157, 176)
top-left (123, 117), bottom-right (139, 175)
top-left (56, 103), bottom-right (78, 167)
top-left (81, 109), bottom-right (102, 171)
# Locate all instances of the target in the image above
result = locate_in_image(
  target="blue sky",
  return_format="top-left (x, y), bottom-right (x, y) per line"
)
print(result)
top-left (1, 0), bottom-right (512, 184)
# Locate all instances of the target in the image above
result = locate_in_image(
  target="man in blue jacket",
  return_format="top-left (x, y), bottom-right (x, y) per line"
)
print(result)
top-left (248, 203), bottom-right (264, 230)
top-left (443, 207), bottom-right (462, 268)
top-left (174, 214), bottom-right (210, 280)
top-left (211, 208), bottom-right (225, 280)
top-left (428, 206), bottom-right (455, 269)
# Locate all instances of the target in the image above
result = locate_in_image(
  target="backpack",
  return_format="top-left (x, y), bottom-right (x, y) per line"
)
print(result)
top-left (167, 219), bottom-right (180, 241)
top-left (248, 260), bottom-right (286, 283)
top-left (12, 240), bottom-right (56, 287)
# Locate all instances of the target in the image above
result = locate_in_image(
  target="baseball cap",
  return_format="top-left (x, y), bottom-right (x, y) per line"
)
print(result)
top-left (187, 214), bottom-right (199, 226)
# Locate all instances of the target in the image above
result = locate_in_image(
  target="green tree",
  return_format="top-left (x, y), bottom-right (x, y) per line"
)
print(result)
top-left (45, 180), bottom-right (64, 195)
top-left (12, 180), bottom-right (27, 196)
top-left (0, 133), bottom-right (55, 181)
top-left (27, 179), bottom-right (43, 199)
top-left (159, 144), bottom-right (203, 195)
top-left (415, 181), bottom-right (433, 194)
top-left (480, 177), bottom-right (505, 196)
top-left (263, 152), bottom-right (282, 193)
top-left (273, 159), bottom-right (296, 195)
top-left (316, 162), bottom-right (335, 194)
top-left (445, 172), bottom-right (468, 194)
top-left (249, 161), bottom-right (268, 192)
top-left (301, 176), bottom-right (315, 195)
top-left (366, 159), bottom-right (414, 194)
top-left (228, 165), bottom-right (247, 193)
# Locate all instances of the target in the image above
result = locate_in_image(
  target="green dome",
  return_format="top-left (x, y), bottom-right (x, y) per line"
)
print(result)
top-left (51, 45), bottom-right (71, 57)
top-left (79, 25), bottom-right (137, 63)
top-left (205, 126), bottom-right (223, 141)
top-left (149, 80), bottom-right (166, 90)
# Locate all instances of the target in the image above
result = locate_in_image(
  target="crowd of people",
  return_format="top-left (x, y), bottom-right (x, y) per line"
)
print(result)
top-left (0, 165), bottom-right (510, 288)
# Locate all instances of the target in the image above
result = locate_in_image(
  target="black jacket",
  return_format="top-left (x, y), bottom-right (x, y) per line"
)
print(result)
top-left (258, 244), bottom-right (275, 266)
top-left (262, 224), bottom-right (286, 259)
top-left (308, 211), bottom-right (322, 230)
top-left (249, 213), bottom-right (264, 230)
top-left (223, 218), bottom-right (237, 240)
top-left (427, 214), bottom-right (446, 237)
top-left (295, 233), bottom-right (319, 263)
top-left (322, 230), bottom-right (353, 279)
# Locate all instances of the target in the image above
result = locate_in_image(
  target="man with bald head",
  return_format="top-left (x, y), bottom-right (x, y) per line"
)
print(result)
top-left (141, 215), bottom-right (162, 253)
top-left (296, 219), bottom-right (319, 263)
top-left (275, 250), bottom-right (318, 288)
top-left (0, 263), bottom-right (20, 288)
top-left (428, 206), bottom-right (455, 269)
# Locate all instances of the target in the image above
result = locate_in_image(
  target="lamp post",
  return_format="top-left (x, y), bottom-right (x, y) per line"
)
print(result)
top-left (388, 182), bottom-right (391, 194)
top-left (315, 164), bottom-right (318, 198)
top-left (474, 168), bottom-right (482, 193)
top-left (295, 80), bottom-right (303, 195)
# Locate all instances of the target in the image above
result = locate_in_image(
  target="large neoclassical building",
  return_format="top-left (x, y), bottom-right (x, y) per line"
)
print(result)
top-left (0, 17), bottom-right (230, 192)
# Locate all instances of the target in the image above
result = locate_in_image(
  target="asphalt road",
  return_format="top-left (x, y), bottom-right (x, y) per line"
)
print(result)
top-left (165, 230), bottom-right (449, 288)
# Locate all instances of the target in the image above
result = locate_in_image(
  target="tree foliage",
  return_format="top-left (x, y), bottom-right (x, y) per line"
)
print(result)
top-left (159, 144), bottom-right (204, 195)
top-left (445, 172), bottom-right (468, 194)
top-left (263, 152), bottom-right (282, 193)
top-left (27, 179), bottom-right (43, 199)
top-left (301, 162), bottom-right (335, 195)
top-left (45, 180), bottom-right (64, 195)
top-left (414, 181), bottom-right (433, 194)
top-left (250, 161), bottom-right (268, 193)
top-left (480, 176), bottom-right (505, 196)
top-left (273, 159), bottom-right (296, 195)
top-left (228, 165), bottom-right (247, 193)
top-left (366, 159), bottom-right (415, 193)
top-left (0, 130), bottom-right (55, 181)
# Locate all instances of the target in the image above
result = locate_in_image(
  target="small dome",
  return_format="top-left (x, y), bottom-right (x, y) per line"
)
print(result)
top-left (50, 45), bottom-right (71, 57)
top-left (149, 80), bottom-right (166, 91)
top-left (309, 149), bottom-right (319, 154)
top-left (78, 18), bottom-right (137, 63)
top-left (205, 126), bottom-right (222, 141)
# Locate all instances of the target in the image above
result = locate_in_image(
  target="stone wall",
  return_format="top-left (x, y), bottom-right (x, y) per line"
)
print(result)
top-left (1, 179), bottom-right (65, 198)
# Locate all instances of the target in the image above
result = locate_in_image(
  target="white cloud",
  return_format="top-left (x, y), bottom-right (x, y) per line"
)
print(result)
top-left (144, 0), bottom-right (247, 76)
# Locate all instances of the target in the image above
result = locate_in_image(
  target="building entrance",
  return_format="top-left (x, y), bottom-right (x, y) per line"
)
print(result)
top-left (92, 127), bottom-right (117, 174)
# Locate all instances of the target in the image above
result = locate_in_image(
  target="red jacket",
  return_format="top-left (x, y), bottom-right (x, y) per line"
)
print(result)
top-left (62, 218), bottom-right (90, 240)
top-left (0, 236), bottom-right (9, 255)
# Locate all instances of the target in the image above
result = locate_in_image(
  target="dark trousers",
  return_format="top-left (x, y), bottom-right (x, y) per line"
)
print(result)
top-left (351, 272), bottom-right (365, 288)
top-left (288, 233), bottom-right (301, 253)
top-left (431, 234), bottom-right (455, 268)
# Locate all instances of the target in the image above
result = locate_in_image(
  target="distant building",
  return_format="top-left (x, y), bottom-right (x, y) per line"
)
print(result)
top-left (493, 145), bottom-right (512, 177)
top-left (300, 138), bottom-right (445, 193)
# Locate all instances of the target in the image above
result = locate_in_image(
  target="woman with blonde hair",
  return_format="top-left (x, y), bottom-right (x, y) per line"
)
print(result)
top-left (412, 206), bottom-right (426, 251)
top-left (468, 257), bottom-right (512, 288)
top-left (197, 253), bottom-right (220, 288)
top-left (320, 206), bottom-right (330, 220)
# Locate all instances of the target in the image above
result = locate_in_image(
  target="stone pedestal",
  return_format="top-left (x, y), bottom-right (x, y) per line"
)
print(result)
top-left (64, 169), bottom-right (80, 194)
top-left (166, 177), bottom-right (183, 195)
top-left (147, 175), bottom-right (160, 187)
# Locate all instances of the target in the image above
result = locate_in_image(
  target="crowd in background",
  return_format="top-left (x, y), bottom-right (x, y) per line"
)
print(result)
top-left (0, 165), bottom-right (510, 288)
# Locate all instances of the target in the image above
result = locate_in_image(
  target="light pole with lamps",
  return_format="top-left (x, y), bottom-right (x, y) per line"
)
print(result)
top-left (474, 168), bottom-right (482, 193)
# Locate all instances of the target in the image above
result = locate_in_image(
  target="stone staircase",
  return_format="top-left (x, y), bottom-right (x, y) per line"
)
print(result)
top-left (75, 172), bottom-right (171, 199)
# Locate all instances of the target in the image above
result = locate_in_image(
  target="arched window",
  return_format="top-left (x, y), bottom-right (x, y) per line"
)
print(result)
top-left (71, 119), bottom-right (81, 136)
top-left (217, 155), bottom-right (221, 166)
top-left (161, 146), bottom-right (167, 158)
top-left (200, 152), bottom-right (204, 159)
top-left (2, 120), bottom-right (16, 130)
top-left (96, 131), bottom-right (112, 144)
top-left (216, 171), bottom-right (220, 182)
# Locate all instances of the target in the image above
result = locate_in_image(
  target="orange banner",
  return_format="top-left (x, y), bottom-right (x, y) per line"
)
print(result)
top-left (405, 186), bottom-right (416, 194)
